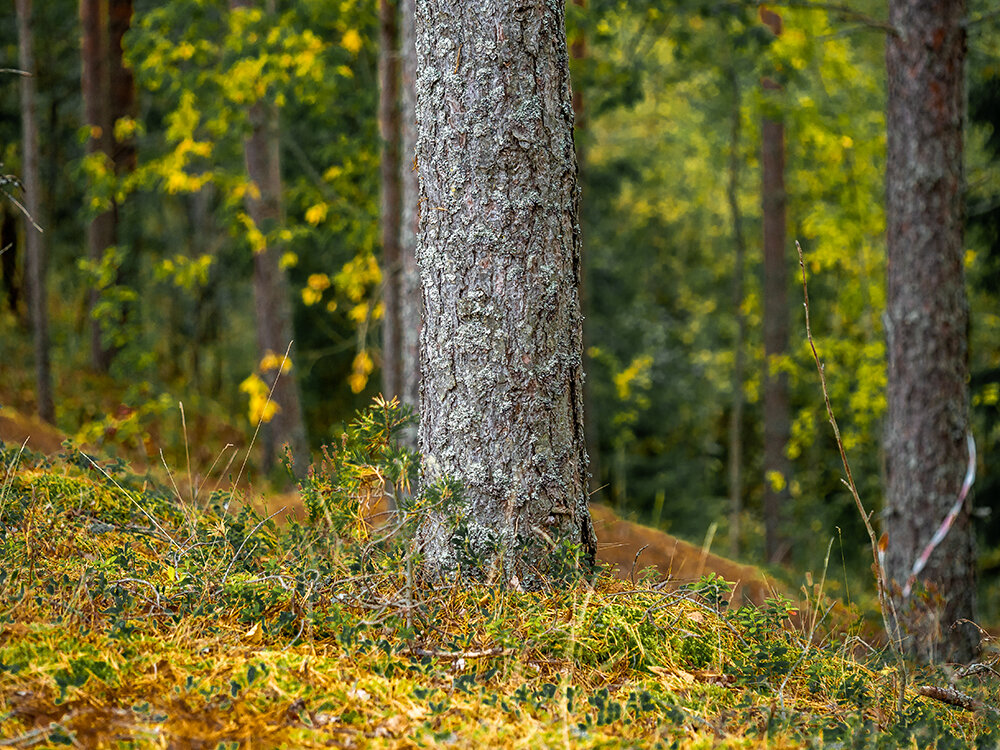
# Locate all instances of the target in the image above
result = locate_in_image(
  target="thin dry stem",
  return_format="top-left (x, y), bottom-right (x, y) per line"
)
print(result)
top-left (180, 402), bottom-right (194, 504)
top-left (234, 340), bottom-right (294, 490)
top-left (796, 240), bottom-right (907, 712)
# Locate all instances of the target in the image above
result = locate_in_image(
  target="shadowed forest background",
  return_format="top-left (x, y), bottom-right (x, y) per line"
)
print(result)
top-left (3, 0), bottom-right (1000, 615)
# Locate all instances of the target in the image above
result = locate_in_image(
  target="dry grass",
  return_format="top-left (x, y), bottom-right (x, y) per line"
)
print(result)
top-left (0, 412), bottom-right (996, 748)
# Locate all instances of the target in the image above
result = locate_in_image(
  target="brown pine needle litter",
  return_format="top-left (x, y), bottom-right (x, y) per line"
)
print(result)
top-left (1, 403), bottom-right (997, 748)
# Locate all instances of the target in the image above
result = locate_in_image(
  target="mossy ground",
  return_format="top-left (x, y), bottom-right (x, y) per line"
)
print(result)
top-left (1, 406), bottom-right (996, 748)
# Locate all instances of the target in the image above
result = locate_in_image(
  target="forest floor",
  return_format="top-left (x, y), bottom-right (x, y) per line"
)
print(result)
top-left (2, 405), bottom-right (998, 748)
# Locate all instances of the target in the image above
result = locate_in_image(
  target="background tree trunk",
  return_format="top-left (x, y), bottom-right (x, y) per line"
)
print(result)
top-left (0, 207), bottom-right (20, 316)
top-left (80, 0), bottom-right (116, 372)
top-left (726, 67), bottom-right (746, 558)
top-left (884, 0), bottom-right (977, 664)
top-left (398, 0), bottom-right (420, 447)
top-left (231, 0), bottom-right (309, 476)
top-left (108, 0), bottom-right (135, 174)
top-left (569, 0), bottom-right (602, 496)
top-left (760, 7), bottom-right (790, 565)
top-left (17, 0), bottom-right (55, 424)
top-left (415, 0), bottom-right (596, 584)
top-left (379, 0), bottom-right (403, 403)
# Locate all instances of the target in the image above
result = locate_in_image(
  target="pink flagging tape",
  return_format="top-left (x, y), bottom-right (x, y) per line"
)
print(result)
top-left (902, 432), bottom-right (977, 599)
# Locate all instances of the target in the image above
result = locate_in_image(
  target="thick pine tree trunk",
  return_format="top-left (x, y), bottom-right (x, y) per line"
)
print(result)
top-left (80, 0), bottom-right (116, 371)
top-left (230, 0), bottom-right (309, 475)
top-left (398, 0), bottom-right (420, 446)
top-left (415, 0), bottom-right (596, 584)
top-left (884, 0), bottom-right (977, 663)
top-left (379, 0), bottom-right (403, 402)
top-left (16, 0), bottom-right (55, 424)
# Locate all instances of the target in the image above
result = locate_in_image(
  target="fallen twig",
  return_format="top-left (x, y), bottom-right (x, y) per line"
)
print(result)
top-left (916, 685), bottom-right (1000, 717)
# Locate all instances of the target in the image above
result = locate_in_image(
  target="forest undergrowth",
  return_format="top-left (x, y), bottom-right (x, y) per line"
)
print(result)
top-left (0, 400), bottom-right (997, 748)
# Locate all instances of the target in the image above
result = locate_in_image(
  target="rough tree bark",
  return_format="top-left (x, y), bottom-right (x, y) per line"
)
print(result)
top-left (398, 0), bottom-right (420, 446)
top-left (379, 0), bottom-right (403, 402)
top-left (16, 0), bottom-right (55, 424)
top-left (415, 0), bottom-right (597, 584)
top-left (884, 0), bottom-right (977, 663)
top-left (760, 7), bottom-right (790, 565)
top-left (230, 0), bottom-right (309, 475)
top-left (80, 0), bottom-right (116, 371)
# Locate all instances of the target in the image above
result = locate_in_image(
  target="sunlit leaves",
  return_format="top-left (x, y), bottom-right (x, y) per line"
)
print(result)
top-left (348, 350), bottom-right (373, 394)
top-left (304, 202), bottom-right (328, 225)
top-left (340, 28), bottom-right (362, 55)
top-left (581, 2), bottom-right (890, 548)
top-left (239, 352), bottom-right (292, 425)
top-left (240, 372), bottom-right (279, 425)
top-left (301, 272), bottom-right (331, 305)
top-left (154, 254), bottom-right (214, 290)
top-left (334, 253), bottom-right (381, 305)
top-left (125, 0), bottom-right (382, 409)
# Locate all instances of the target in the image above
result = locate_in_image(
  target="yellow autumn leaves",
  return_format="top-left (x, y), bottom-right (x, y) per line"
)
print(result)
top-left (240, 351), bottom-right (293, 425)
top-left (301, 255), bottom-right (383, 325)
top-left (299, 255), bottom-right (382, 394)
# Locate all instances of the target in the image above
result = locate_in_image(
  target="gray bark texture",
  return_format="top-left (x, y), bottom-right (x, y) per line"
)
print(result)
top-left (884, 0), bottom-right (977, 663)
top-left (230, 0), bottom-right (310, 477)
top-left (399, 0), bottom-right (421, 440)
top-left (17, 0), bottom-right (55, 424)
top-left (379, 0), bottom-right (403, 402)
top-left (414, 0), bottom-right (596, 585)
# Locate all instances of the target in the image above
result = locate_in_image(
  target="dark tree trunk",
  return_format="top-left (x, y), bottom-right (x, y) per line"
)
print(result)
top-left (0, 207), bottom-right (19, 315)
top-left (398, 0), bottom-right (420, 446)
top-left (569, 0), bottom-right (602, 496)
top-left (108, 0), bottom-right (135, 174)
top-left (761, 114), bottom-right (790, 565)
top-left (230, 0), bottom-right (309, 476)
top-left (415, 0), bottom-right (597, 584)
top-left (80, 0), bottom-right (116, 372)
top-left (726, 67), bottom-right (746, 558)
top-left (17, 0), bottom-right (55, 425)
top-left (379, 0), bottom-right (403, 402)
top-left (884, 0), bottom-right (977, 664)
top-left (760, 8), bottom-right (790, 565)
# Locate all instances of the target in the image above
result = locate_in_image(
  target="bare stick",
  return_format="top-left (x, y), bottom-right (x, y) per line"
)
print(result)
top-left (916, 685), bottom-right (1000, 717)
top-left (796, 240), bottom-right (907, 712)
top-left (404, 646), bottom-right (514, 660)
top-left (180, 402), bottom-right (194, 504)
top-left (82, 451), bottom-right (181, 552)
top-left (221, 506), bottom-right (287, 585)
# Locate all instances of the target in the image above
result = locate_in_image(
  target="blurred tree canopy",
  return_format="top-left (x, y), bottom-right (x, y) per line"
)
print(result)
top-left (2, 0), bottom-right (999, 612)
